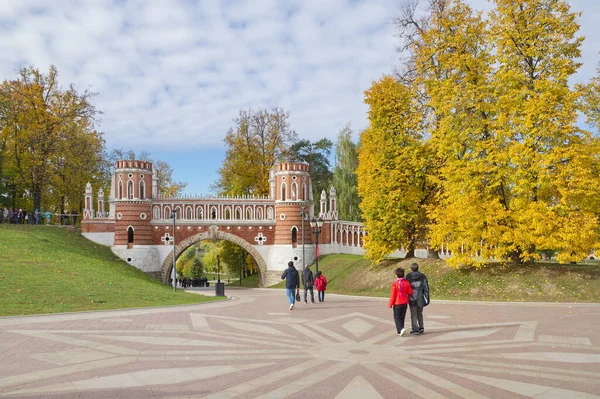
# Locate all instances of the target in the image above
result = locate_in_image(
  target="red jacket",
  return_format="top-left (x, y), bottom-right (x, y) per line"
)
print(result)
top-left (315, 275), bottom-right (327, 291)
top-left (388, 278), bottom-right (413, 308)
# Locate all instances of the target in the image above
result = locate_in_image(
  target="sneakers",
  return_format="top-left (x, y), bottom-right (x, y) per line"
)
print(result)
top-left (289, 304), bottom-right (294, 310)
top-left (305, 301), bottom-right (308, 304)
top-left (410, 331), bottom-right (420, 335)
top-left (419, 329), bottom-right (425, 334)
top-left (399, 328), bottom-right (405, 337)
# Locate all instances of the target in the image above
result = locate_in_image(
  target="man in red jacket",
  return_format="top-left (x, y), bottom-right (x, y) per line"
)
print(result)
top-left (388, 268), bottom-right (413, 336)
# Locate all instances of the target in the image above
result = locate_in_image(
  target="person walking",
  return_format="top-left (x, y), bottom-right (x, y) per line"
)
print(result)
top-left (406, 263), bottom-right (430, 335)
top-left (281, 261), bottom-right (300, 310)
top-left (302, 264), bottom-right (315, 304)
top-left (315, 271), bottom-right (327, 303)
top-left (388, 267), bottom-right (413, 336)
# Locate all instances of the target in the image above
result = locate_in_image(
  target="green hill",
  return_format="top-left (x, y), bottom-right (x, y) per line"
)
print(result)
top-left (277, 254), bottom-right (600, 302)
top-left (0, 225), bottom-right (222, 316)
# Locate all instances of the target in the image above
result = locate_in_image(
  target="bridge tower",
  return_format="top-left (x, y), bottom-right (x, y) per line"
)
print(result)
top-left (264, 162), bottom-right (315, 280)
top-left (112, 160), bottom-right (154, 248)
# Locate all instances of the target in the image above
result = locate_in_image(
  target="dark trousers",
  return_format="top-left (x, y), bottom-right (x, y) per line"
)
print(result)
top-left (304, 287), bottom-right (314, 303)
top-left (409, 303), bottom-right (424, 332)
top-left (318, 290), bottom-right (325, 302)
top-left (393, 304), bottom-right (408, 333)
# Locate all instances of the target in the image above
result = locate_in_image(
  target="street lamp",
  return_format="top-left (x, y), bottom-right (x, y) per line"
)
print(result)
top-left (171, 209), bottom-right (177, 292)
top-left (215, 254), bottom-right (225, 296)
top-left (310, 217), bottom-right (324, 273)
top-left (300, 207), bottom-right (307, 280)
top-left (239, 252), bottom-right (244, 286)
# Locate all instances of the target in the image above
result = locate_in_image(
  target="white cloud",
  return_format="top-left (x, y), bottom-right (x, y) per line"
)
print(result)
top-left (0, 0), bottom-right (598, 156)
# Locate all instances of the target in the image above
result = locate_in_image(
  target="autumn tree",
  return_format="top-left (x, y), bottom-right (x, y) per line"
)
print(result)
top-left (0, 66), bottom-right (103, 212)
top-left (288, 138), bottom-right (333, 195)
top-left (360, 0), bottom-right (600, 265)
top-left (357, 76), bottom-right (430, 261)
top-left (579, 64), bottom-right (600, 130)
top-left (332, 124), bottom-right (361, 221)
top-left (215, 108), bottom-right (297, 196)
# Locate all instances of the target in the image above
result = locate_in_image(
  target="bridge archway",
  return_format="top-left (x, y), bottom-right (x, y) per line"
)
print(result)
top-left (160, 229), bottom-right (268, 286)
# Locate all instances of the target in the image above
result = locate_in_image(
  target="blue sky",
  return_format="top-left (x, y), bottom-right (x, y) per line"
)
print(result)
top-left (1, 0), bottom-right (599, 194)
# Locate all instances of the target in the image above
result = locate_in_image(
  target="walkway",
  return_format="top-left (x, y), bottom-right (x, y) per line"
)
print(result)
top-left (0, 288), bottom-right (598, 398)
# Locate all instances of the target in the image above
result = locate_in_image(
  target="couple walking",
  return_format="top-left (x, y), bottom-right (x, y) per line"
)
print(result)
top-left (281, 261), bottom-right (327, 310)
top-left (388, 263), bottom-right (430, 336)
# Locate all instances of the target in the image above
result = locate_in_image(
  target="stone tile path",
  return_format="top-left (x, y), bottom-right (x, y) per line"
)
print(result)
top-left (0, 288), bottom-right (599, 398)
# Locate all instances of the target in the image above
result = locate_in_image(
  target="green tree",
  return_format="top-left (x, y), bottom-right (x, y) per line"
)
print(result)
top-left (288, 138), bottom-right (333, 195)
top-left (183, 258), bottom-right (204, 279)
top-left (332, 124), bottom-right (360, 221)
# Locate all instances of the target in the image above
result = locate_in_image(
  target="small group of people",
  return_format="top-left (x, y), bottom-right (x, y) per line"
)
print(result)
top-left (178, 277), bottom-right (209, 288)
top-left (1, 208), bottom-right (38, 224)
top-left (281, 261), bottom-right (327, 310)
top-left (280, 259), bottom-right (430, 337)
top-left (388, 263), bottom-right (430, 336)
top-left (0, 208), bottom-right (77, 225)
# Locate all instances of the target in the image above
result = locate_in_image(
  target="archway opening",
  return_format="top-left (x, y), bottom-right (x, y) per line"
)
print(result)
top-left (162, 231), bottom-right (267, 288)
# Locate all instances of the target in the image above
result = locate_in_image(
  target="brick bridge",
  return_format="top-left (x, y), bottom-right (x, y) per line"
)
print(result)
top-left (82, 160), bottom-right (366, 286)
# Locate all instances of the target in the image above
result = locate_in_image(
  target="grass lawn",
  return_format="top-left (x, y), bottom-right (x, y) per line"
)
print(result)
top-left (225, 273), bottom-right (260, 288)
top-left (273, 254), bottom-right (600, 302)
top-left (0, 225), bottom-right (223, 316)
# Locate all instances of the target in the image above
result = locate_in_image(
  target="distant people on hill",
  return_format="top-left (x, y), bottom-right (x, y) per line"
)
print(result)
top-left (302, 264), bottom-right (315, 304)
top-left (72, 209), bottom-right (78, 225)
top-left (388, 267), bottom-right (413, 337)
top-left (1, 207), bottom-right (7, 223)
top-left (33, 208), bottom-right (40, 225)
top-left (315, 271), bottom-right (327, 303)
top-left (44, 211), bottom-right (51, 225)
top-left (281, 261), bottom-right (300, 310)
top-left (406, 263), bottom-right (430, 335)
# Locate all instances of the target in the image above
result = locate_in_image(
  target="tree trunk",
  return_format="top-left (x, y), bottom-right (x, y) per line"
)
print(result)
top-left (33, 184), bottom-right (42, 214)
top-left (509, 249), bottom-right (523, 265)
top-left (427, 248), bottom-right (440, 259)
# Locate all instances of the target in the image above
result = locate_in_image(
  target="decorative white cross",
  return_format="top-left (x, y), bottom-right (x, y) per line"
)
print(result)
top-left (161, 233), bottom-right (173, 245)
top-left (254, 233), bottom-right (267, 245)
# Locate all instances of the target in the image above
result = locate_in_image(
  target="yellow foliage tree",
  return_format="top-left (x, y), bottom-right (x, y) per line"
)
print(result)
top-left (361, 0), bottom-right (600, 266)
top-left (357, 76), bottom-right (431, 262)
top-left (215, 108), bottom-right (297, 196)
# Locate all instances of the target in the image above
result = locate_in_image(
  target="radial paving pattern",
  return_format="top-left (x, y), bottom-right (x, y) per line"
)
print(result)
top-left (0, 288), bottom-right (598, 398)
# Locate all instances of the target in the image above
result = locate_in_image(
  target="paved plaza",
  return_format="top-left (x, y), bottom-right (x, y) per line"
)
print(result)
top-left (0, 288), bottom-right (598, 398)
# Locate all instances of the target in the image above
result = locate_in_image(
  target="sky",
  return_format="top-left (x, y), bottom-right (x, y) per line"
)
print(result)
top-left (1, 0), bottom-right (599, 195)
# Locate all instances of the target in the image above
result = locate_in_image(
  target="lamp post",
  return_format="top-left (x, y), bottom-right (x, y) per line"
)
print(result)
top-left (300, 207), bottom-right (307, 279)
top-left (310, 217), bottom-right (324, 273)
top-left (215, 254), bottom-right (225, 296)
top-left (171, 209), bottom-right (177, 292)
top-left (239, 252), bottom-right (243, 286)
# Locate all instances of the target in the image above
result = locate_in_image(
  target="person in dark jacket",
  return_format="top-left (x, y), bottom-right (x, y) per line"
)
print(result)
top-left (406, 262), bottom-right (430, 335)
top-left (281, 261), bottom-right (300, 310)
top-left (302, 264), bottom-right (315, 304)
